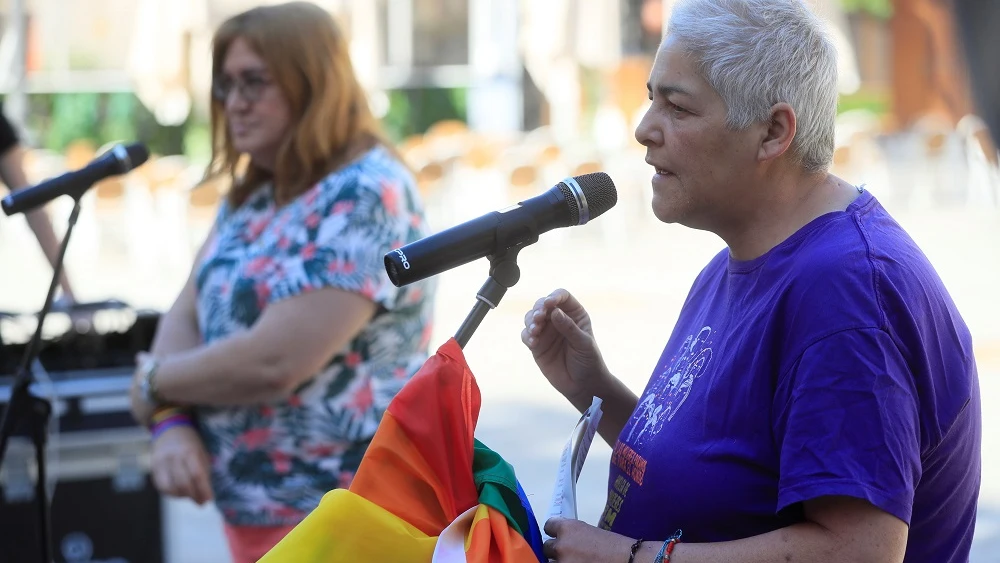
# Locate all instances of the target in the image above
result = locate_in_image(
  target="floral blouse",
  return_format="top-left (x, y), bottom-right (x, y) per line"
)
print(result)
top-left (193, 146), bottom-right (434, 526)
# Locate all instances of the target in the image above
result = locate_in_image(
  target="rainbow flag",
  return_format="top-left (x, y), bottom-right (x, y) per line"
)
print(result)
top-left (260, 338), bottom-right (546, 562)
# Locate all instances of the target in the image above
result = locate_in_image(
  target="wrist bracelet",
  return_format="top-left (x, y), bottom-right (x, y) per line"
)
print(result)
top-left (627, 538), bottom-right (644, 563)
top-left (151, 405), bottom-right (186, 423)
top-left (151, 414), bottom-right (194, 440)
top-left (654, 530), bottom-right (683, 563)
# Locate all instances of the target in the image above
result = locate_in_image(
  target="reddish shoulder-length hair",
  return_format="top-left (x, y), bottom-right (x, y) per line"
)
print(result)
top-left (207, 1), bottom-right (397, 207)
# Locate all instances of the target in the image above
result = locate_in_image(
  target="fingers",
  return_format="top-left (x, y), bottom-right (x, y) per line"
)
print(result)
top-left (184, 454), bottom-right (214, 505)
top-left (168, 460), bottom-right (197, 501)
top-left (152, 464), bottom-right (174, 496)
top-left (543, 516), bottom-right (565, 538)
top-left (522, 289), bottom-right (575, 334)
top-left (523, 309), bottom-right (560, 352)
top-left (523, 307), bottom-right (548, 345)
top-left (542, 517), bottom-right (566, 560)
top-left (543, 288), bottom-right (576, 313)
top-left (543, 538), bottom-right (557, 560)
top-left (154, 456), bottom-right (212, 504)
top-left (520, 326), bottom-right (534, 348)
top-left (548, 308), bottom-right (590, 346)
top-left (523, 288), bottom-right (573, 320)
top-left (523, 293), bottom-right (553, 327)
top-left (152, 461), bottom-right (191, 500)
top-left (150, 429), bottom-right (214, 505)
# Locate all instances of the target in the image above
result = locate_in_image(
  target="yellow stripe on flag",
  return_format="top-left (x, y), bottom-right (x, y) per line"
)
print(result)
top-left (259, 488), bottom-right (438, 563)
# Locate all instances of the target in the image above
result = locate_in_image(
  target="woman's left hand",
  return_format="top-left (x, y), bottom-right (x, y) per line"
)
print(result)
top-left (542, 517), bottom-right (634, 562)
top-left (129, 352), bottom-right (156, 426)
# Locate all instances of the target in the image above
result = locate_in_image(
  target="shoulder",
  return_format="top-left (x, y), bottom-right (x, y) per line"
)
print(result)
top-left (307, 145), bottom-right (417, 211)
top-left (774, 194), bottom-right (963, 339)
top-left (322, 145), bottom-right (414, 191)
top-left (765, 207), bottom-right (887, 339)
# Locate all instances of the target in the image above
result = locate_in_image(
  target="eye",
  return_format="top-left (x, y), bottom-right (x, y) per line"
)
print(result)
top-left (667, 101), bottom-right (688, 115)
top-left (244, 74), bottom-right (269, 87)
top-left (212, 76), bottom-right (234, 99)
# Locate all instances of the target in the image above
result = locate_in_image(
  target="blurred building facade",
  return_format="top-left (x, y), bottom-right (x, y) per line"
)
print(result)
top-left (0, 0), bottom-right (986, 145)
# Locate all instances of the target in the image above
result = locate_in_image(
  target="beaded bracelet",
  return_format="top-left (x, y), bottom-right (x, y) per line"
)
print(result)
top-left (627, 538), bottom-right (644, 563)
top-left (653, 530), bottom-right (683, 563)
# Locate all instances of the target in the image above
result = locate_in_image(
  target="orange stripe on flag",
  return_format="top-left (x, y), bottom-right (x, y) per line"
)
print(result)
top-left (350, 411), bottom-right (455, 536)
top-left (374, 340), bottom-right (480, 516)
top-left (466, 505), bottom-right (540, 563)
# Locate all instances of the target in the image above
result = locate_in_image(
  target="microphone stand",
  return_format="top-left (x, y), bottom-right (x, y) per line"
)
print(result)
top-left (0, 196), bottom-right (83, 563)
top-left (455, 246), bottom-right (523, 349)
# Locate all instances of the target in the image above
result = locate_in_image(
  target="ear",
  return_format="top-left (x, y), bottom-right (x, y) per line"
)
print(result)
top-left (758, 102), bottom-right (796, 162)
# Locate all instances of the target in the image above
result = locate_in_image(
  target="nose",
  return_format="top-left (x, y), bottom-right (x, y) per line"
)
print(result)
top-left (634, 103), bottom-right (662, 148)
top-left (225, 89), bottom-right (250, 113)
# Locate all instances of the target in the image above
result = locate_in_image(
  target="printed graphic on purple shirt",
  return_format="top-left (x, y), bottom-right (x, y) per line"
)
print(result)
top-left (627, 326), bottom-right (714, 448)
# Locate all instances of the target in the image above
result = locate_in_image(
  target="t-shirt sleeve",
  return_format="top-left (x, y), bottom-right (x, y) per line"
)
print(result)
top-left (266, 171), bottom-right (415, 311)
top-left (773, 327), bottom-right (921, 524)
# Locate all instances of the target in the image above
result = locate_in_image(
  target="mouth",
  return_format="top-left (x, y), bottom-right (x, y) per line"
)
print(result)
top-left (646, 158), bottom-right (673, 176)
top-left (231, 122), bottom-right (255, 134)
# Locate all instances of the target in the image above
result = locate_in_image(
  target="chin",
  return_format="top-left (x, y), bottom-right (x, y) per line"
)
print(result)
top-left (650, 193), bottom-right (689, 224)
top-left (232, 139), bottom-right (257, 155)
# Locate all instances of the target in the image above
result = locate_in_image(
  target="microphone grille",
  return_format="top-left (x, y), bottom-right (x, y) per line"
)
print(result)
top-left (123, 143), bottom-right (151, 170)
top-left (556, 182), bottom-right (582, 225)
top-left (575, 172), bottom-right (618, 220)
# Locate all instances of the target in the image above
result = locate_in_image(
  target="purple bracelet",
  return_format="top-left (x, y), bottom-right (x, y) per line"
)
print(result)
top-left (151, 415), bottom-right (194, 440)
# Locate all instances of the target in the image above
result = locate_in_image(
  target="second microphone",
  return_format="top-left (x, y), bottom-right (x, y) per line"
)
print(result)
top-left (384, 172), bottom-right (618, 287)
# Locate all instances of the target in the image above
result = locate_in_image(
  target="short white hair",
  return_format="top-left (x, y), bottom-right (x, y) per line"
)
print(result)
top-left (666, 0), bottom-right (838, 172)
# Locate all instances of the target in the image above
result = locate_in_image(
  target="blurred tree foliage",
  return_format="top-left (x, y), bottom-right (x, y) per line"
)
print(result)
top-left (840, 0), bottom-right (893, 19)
top-left (15, 93), bottom-right (189, 156)
top-left (837, 90), bottom-right (890, 115)
top-left (9, 86), bottom-right (467, 160)
top-left (381, 87), bottom-right (467, 141)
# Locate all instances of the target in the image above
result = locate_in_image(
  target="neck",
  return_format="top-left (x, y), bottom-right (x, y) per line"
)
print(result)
top-left (719, 166), bottom-right (860, 261)
top-left (251, 151), bottom-right (277, 174)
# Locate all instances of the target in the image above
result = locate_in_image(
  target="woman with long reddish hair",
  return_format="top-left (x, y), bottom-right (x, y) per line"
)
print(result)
top-left (128, 3), bottom-right (434, 561)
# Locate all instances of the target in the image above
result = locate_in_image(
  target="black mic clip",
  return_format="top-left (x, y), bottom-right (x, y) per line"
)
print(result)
top-left (480, 198), bottom-right (548, 289)
top-left (455, 244), bottom-right (525, 349)
top-left (486, 243), bottom-right (526, 289)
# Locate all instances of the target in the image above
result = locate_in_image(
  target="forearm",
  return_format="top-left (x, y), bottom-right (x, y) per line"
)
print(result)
top-left (25, 209), bottom-right (75, 299)
top-left (155, 332), bottom-right (291, 406)
top-left (150, 311), bottom-right (202, 356)
top-left (24, 209), bottom-right (61, 265)
top-left (8, 147), bottom-right (74, 298)
top-left (146, 299), bottom-right (204, 413)
top-left (568, 372), bottom-right (638, 447)
top-left (636, 522), bottom-right (889, 563)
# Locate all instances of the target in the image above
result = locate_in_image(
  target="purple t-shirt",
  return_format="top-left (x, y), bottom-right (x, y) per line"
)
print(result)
top-left (601, 191), bottom-right (980, 561)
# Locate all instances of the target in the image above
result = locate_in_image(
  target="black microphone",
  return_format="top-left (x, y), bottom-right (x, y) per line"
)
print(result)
top-left (1, 142), bottom-right (150, 216)
top-left (384, 171), bottom-right (618, 287)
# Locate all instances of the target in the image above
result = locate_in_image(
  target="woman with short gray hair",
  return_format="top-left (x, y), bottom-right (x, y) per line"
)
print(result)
top-left (528, 1), bottom-right (980, 561)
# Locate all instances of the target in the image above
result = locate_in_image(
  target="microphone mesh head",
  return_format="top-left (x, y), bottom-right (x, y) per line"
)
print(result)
top-left (124, 143), bottom-right (151, 170)
top-left (575, 172), bottom-right (618, 219)
top-left (556, 183), bottom-right (581, 225)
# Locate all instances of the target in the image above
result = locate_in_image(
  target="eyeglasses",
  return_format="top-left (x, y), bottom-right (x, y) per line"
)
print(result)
top-left (212, 72), bottom-right (274, 103)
